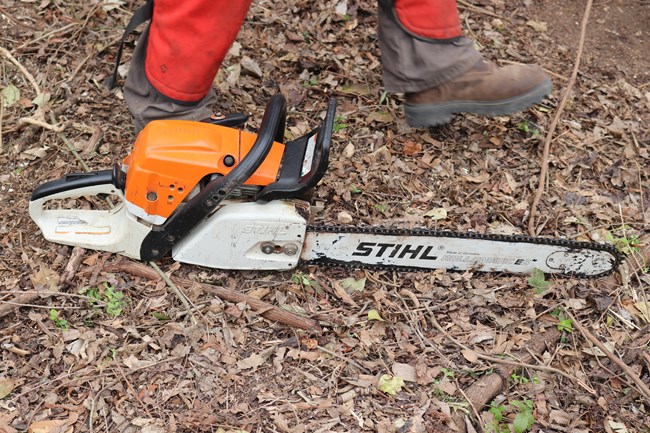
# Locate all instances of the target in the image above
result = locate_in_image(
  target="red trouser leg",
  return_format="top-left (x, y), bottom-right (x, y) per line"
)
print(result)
top-left (145, 0), bottom-right (253, 103)
top-left (392, 0), bottom-right (462, 40)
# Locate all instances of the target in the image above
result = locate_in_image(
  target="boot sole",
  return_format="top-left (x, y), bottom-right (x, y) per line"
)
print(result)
top-left (405, 77), bottom-right (552, 128)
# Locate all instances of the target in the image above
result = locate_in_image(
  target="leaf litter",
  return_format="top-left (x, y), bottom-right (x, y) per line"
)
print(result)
top-left (0, 0), bottom-right (649, 432)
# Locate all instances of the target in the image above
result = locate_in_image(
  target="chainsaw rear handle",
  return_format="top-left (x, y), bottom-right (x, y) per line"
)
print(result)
top-left (256, 97), bottom-right (336, 202)
top-left (138, 93), bottom-right (288, 261)
top-left (29, 180), bottom-right (149, 258)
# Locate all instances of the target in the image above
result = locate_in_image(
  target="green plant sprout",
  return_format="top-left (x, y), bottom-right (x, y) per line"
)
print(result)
top-left (485, 399), bottom-right (535, 433)
top-left (80, 282), bottom-right (127, 317)
top-left (49, 309), bottom-right (69, 331)
top-left (333, 116), bottom-right (348, 133)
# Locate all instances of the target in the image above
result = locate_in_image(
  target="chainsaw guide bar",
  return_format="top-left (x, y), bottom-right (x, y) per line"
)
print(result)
top-left (303, 225), bottom-right (621, 278)
top-left (29, 94), bottom-right (622, 278)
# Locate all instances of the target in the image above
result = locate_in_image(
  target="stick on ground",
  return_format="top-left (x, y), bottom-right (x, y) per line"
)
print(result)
top-left (107, 260), bottom-right (321, 331)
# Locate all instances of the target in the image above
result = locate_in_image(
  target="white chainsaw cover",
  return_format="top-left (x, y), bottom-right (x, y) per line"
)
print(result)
top-left (171, 200), bottom-right (307, 270)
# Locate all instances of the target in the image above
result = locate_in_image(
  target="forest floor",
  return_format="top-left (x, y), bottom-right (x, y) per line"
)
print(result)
top-left (1, 0), bottom-right (649, 432)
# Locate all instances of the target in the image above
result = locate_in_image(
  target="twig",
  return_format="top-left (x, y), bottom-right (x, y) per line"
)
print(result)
top-left (54, 122), bottom-right (91, 172)
top-left (148, 261), bottom-right (199, 326)
top-left (0, 300), bottom-right (82, 309)
top-left (16, 23), bottom-right (77, 51)
top-left (317, 345), bottom-right (370, 373)
top-left (115, 363), bottom-right (153, 417)
top-left (0, 45), bottom-right (41, 96)
top-left (0, 293), bottom-right (41, 318)
top-left (0, 93), bottom-right (4, 153)
top-left (566, 310), bottom-right (650, 401)
top-left (18, 117), bottom-right (66, 132)
top-left (0, 290), bottom-right (108, 306)
top-left (455, 381), bottom-right (485, 433)
top-left (527, 0), bottom-right (593, 236)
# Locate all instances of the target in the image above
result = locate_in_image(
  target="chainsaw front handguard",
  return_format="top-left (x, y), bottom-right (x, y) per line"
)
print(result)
top-left (256, 97), bottom-right (336, 202)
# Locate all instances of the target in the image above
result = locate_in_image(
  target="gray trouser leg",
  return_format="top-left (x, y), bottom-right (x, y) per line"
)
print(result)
top-left (378, 5), bottom-right (482, 94)
top-left (123, 26), bottom-right (217, 134)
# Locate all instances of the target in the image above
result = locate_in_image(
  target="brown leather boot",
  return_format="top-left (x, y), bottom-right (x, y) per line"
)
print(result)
top-left (405, 60), bottom-right (552, 127)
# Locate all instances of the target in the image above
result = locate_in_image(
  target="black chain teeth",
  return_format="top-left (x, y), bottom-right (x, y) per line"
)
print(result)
top-left (303, 225), bottom-right (623, 279)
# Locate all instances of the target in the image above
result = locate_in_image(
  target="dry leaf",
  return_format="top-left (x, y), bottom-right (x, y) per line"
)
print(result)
top-left (240, 56), bottom-right (262, 78)
top-left (462, 172), bottom-right (490, 183)
top-left (236, 347), bottom-right (274, 371)
top-left (27, 420), bottom-right (68, 433)
top-left (329, 278), bottom-right (359, 307)
top-left (526, 20), bottom-right (548, 32)
top-left (337, 211), bottom-right (353, 224)
top-left (461, 349), bottom-right (479, 363)
top-left (366, 111), bottom-right (393, 123)
top-left (391, 363), bottom-right (417, 382)
top-left (247, 287), bottom-right (270, 300)
top-left (402, 141), bottom-right (422, 155)
top-left (339, 83), bottom-right (371, 96)
top-left (20, 147), bottom-right (48, 160)
top-left (30, 267), bottom-right (60, 292)
top-left (423, 207), bottom-right (447, 220)
top-left (0, 378), bottom-right (15, 399)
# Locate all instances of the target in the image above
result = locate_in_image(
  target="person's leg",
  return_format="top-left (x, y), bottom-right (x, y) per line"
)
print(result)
top-left (124, 0), bottom-right (253, 133)
top-left (378, 0), bottom-right (551, 127)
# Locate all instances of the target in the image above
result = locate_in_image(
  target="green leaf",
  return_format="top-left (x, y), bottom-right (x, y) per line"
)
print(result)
top-left (513, 410), bottom-right (534, 433)
top-left (367, 309), bottom-right (384, 321)
top-left (152, 312), bottom-right (170, 321)
top-left (1, 84), bottom-right (20, 108)
top-left (557, 318), bottom-right (573, 333)
top-left (528, 268), bottom-right (550, 292)
top-left (488, 404), bottom-right (506, 422)
top-left (378, 374), bottom-right (404, 396)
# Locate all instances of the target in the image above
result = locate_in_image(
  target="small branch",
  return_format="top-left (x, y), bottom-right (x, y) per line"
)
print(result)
top-left (566, 310), bottom-right (650, 401)
top-left (107, 260), bottom-right (321, 331)
top-left (0, 45), bottom-right (41, 96)
top-left (317, 345), bottom-right (370, 373)
top-left (148, 261), bottom-right (199, 326)
top-left (527, 0), bottom-right (593, 236)
top-left (60, 246), bottom-right (86, 285)
top-left (0, 293), bottom-right (41, 318)
top-left (0, 94), bottom-right (4, 153)
top-left (18, 117), bottom-right (66, 132)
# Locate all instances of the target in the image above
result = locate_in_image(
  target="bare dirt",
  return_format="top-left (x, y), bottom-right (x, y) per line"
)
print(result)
top-left (529, 0), bottom-right (650, 85)
top-left (1, 1), bottom-right (649, 432)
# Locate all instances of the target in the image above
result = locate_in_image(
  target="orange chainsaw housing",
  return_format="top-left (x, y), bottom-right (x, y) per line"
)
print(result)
top-left (123, 120), bottom-right (285, 222)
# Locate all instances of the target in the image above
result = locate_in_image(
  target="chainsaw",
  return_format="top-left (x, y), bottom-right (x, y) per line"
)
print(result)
top-left (29, 94), bottom-right (620, 278)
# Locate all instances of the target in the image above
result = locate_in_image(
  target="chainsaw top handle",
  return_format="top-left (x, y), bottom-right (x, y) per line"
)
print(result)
top-left (139, 93), bottom-right (287, 261)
